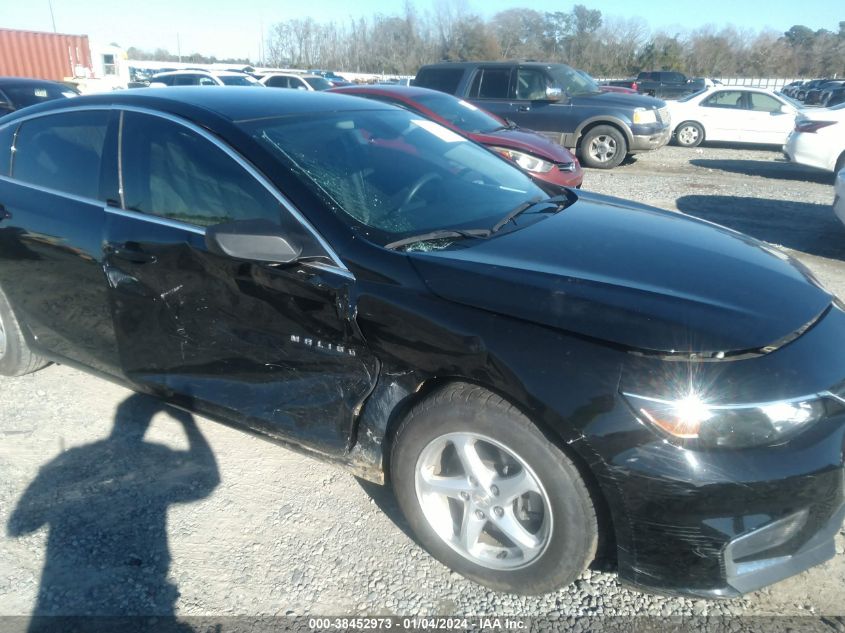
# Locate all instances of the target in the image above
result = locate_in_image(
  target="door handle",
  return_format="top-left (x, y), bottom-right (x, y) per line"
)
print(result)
top-left (517, 105), bottom-right (531, 112)
top-left (0, 204), bottom-right (10, 222)
top-left (106, 243), bottom-right (157, 264)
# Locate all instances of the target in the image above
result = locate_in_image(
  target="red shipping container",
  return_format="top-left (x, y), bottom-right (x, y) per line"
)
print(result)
top-left (0, 28), bottom-right (93, 81)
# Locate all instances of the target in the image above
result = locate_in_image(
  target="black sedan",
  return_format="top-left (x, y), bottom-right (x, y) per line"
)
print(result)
top-left (1, 88), bottom-right (844, 598)
top-left (0, 77), bottom-right (79, 114)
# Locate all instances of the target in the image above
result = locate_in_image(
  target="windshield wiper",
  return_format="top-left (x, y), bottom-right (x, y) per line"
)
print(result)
top-left (491, 194), bottom-right (572, 234)
top-left (385, 228), bottom-right (492, 251)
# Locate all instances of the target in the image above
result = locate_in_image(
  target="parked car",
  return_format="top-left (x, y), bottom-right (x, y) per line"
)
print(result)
top-left (575, 70), bottom-right (636, 94)
top-left (666, 87), bottom-right (801, 147)
top-left (308, 70), bottom-right (350, 87)
top-left (833, 167), bottom-right (845, 227)
top-left (608, 71), bottom-right (696, 100)
top-left (782, 81), bottom-right (805, 98)
top-left (796, 79), bottom-right (829, 102)
top-left (259, 73), bottom-right (332, 91)
top-left (149, 70), bottom-right (263, 87)
top-left (805, 81), bottom-right (845, 106)
top-left (823, 86), bottom-right (845, 108)
top-left (3, 87), bottom-right (845, 598)
top-left (0, 77), bottom-right (79, 114)
top-left (784, 102), bottom-right (845, 173)
top-left (414, 61), bottom-right (671, 169)
top-left (329, 84), bottom-right (583, 188)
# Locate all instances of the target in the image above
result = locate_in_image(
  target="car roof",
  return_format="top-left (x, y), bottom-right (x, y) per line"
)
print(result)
top-left (419, 61), bottom-right (564, 70)
top-left (331, 84), bottom-right (449, 100)
top-left (262, 73), bottom-right (321, 79)
top-left (0, 86), bottom-right (394, 125)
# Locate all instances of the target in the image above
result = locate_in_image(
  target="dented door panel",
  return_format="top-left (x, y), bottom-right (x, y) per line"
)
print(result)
top-left (103, 211), bottom-right (377, 455)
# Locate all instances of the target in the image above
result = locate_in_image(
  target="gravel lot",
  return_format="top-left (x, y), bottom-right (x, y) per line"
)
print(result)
top-left (2, 143), bottom-right (844, 622)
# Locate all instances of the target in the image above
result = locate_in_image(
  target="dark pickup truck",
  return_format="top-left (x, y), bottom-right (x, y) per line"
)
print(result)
top-left (608, 71), bottom-right (697, 100)
top-left (414, 61), bottom-right (671, 169)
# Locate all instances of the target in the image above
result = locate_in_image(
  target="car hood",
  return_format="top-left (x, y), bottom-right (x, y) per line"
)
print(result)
top-left (569, 91), bottom-right (665, 110)
top-left (471, 128), bottom-right (576, 163)
top-left (408, 191), bottom-right (832, 354)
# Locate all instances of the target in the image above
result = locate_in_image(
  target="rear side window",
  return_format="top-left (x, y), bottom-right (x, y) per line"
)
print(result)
top-left (173, 74), bottom-right (201, 86)
top-left (468, 68), bottom-right (512, 99)
top-left (702, 91), bottom-right (744, 109)
top-left (12, 110), bottom-right (109, 200)
top-left (265, 75), bottom-right (290, 88)
top-left (120, 111), bottom-right (282, 227)
top-left (414, 68), bottom-right (464, 94)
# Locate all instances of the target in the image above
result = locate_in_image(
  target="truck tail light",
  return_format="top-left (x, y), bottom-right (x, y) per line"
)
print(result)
top-left (632, 82), bottom-right (638, 91)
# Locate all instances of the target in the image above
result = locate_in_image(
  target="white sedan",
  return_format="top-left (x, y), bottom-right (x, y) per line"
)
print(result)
top-left (834, 168), bottom-right (845, 227)
top-left (666, 87), bottom-right (801, 147)
top-left (784, 103), bottom-right (845, 174)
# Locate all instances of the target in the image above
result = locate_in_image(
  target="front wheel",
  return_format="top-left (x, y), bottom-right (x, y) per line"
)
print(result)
top-left (674, 121), bottom-right (704, 148)
top-left (579, 125), bottom-right (627, 169)
top-left (390, 383), bottom-right (598, 594)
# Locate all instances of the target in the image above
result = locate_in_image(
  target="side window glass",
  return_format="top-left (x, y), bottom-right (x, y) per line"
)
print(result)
top-left (12, 110), bottom-right (109, 199)
top-left (198, 76), bottom-right (217, 86)
top-left (416, 68), bottom-right (463, 94)
top-left (0, 124), bottom-right (15, 176)
top-left (702, 91), bottom-right (744, 109)
top-left (476, 69), bottom-right (511, 99)
top-left (121, 112), bottom-right (283, 227)
top-left (516, 69), bottom-right (549, 100)
top-left (267, 76), bottom-right (285, 88)
top-left (748, 93), bottom-right (781, 113)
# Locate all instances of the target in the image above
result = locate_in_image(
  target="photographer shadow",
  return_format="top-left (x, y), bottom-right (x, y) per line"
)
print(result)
top-left (7, 393), bottom-right (220, 630)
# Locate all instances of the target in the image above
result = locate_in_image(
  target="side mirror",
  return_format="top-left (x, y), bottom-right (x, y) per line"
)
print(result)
top-left (779, 104), bottom-right (792, 114)
top-left (545, 86), bottom-right (563, 102)
top-left (206, 219), bottom-right (301, 264)
top-left (297, 85), bottom-right (308, 91)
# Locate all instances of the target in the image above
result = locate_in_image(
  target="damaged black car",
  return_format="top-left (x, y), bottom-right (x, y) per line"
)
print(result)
top-left (1, 88), bottom-right (844, 598)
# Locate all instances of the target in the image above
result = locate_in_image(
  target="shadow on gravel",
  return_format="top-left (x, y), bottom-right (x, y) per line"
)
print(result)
top-left (355, 478), bottom-right (417, 543)
top-left (676, 195), bottom-right (845, 260)
top-left (689, 158), bottom-right (833, 184)
top-left (7, 394), bottom-right (219, 631)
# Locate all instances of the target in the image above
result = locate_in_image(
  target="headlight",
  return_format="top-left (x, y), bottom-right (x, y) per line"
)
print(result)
top-left (632, 108), bottom-right (657, 125)
top-left (490, 147), bottom-right (555, 173)
top-left (622, 391), bottom-right (828, 448)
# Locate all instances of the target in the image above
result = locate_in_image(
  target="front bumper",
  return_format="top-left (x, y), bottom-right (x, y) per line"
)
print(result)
top-left (630, 124), bottom-right (672, 152)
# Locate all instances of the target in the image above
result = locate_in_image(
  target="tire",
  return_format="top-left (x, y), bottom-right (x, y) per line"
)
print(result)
top-left (390, 382), bottom-right (598, 595)
top-left (579, 125), bottom-right (627, 170)
top-left (0, 285), bottom-right (47, 377)
top-left (674, 121), bottom-right (704, 148)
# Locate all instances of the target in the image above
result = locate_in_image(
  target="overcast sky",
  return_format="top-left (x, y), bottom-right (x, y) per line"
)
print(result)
top-left (2, 0), bottom-right (839, 61)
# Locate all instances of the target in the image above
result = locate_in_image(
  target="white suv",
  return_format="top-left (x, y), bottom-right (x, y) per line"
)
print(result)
top-left (784, 102), bottom-right (845, 173)
top-left (150, 70), bottom-right (263, 87)
top-left (259, 73), bottom-right (332, 91)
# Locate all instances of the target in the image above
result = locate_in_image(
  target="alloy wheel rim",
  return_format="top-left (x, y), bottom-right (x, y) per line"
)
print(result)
top-left (679, 125), bottom-right (700, 145)
top-left (414, 432), bottom-right (552, 570)
top-left (589, 135), bottom-right (617, 163)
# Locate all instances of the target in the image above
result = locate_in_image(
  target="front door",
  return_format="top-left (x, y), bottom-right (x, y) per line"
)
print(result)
top-left (741, 92), bottom-right (794, 144)
top-left (103, 110), bottom-right (377, 454)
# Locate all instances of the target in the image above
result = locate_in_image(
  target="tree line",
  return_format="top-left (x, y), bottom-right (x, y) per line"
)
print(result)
top-left (259, 2), bottom-right (844, 78)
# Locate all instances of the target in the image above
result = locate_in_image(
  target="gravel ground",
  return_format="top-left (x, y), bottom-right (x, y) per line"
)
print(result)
top-left (1, 143), bottom-right (844, 622)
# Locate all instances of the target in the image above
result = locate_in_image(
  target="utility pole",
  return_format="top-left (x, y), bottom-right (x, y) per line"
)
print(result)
top-left (176, 32), bottom-right (182, 63)
top-left (47, 0), bottom-right (57, 32)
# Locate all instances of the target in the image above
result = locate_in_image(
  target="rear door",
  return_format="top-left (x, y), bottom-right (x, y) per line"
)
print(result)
top-left (466, 66), bottom-right (515, 122)
top-left (103, 110), bottom-right (377, 454)
top-left (0, 109), bottom-right (122, 376)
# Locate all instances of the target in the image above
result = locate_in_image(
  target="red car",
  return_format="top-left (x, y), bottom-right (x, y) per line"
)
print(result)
top-left (329, 85), bottom-right (583, 189)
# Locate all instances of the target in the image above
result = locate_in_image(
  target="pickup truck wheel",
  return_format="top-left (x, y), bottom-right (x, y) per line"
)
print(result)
top-left (390, 383), bottom-right (598, 595)
top-left (0, 285), bottom-right (47, 377)
top-left (579, 125), bottom-right (627, 170)
top-left (675, 121), bottom-right (704, 148)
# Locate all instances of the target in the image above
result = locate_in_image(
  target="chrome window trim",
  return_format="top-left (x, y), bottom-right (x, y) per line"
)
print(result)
top-left (0, 103), bottom-right (353, 280)
top-left (104, 205), bottom-right (207, 236)
top-left (0, 173), bottom-right (104, 207)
